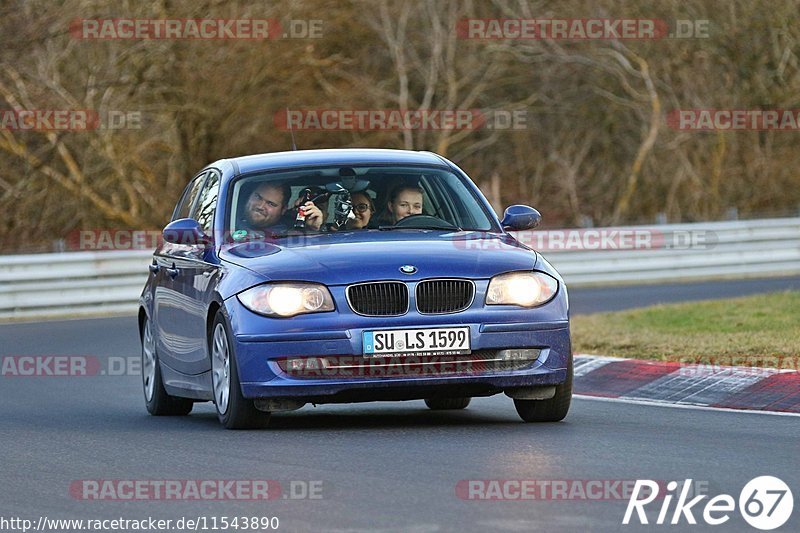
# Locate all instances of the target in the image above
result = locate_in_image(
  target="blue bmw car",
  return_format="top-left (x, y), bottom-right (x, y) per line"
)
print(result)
top-left (139, 149), bottom-right (572, 429)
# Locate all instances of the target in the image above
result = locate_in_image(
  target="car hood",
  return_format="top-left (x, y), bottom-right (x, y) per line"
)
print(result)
top-left (219, 230), bottom-right (538, 285)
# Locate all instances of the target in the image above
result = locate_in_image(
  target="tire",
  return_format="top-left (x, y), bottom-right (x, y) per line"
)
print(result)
top-left (514, 356), bottom-right (573, 422)
top-left (210, 311), bottom-right (271, 430)
top-left (141, 315), bottom-right (193, 416)
top-left (424, 397), bottom-right (471, 410)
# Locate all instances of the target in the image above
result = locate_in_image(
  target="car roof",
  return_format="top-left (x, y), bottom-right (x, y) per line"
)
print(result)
top-left (218, 149), bottom-right (450, 176)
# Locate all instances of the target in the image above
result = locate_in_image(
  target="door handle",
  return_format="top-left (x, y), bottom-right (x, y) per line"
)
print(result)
top-left (166, 264), bottom-right (180, 279)
top-left (148, 262), bottom-right (160, 274)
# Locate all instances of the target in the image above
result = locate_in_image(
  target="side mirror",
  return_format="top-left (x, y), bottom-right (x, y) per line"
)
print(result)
top-left (501, 205), bottom-right (541, 231)
top-left (163, 218), bottom-right (211, 246)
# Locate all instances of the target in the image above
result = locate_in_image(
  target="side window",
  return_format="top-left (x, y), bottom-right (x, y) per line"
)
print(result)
top-left (192, 170), bottom-right (220, 235)
top-left (173, 172), bottom-right (207, 221)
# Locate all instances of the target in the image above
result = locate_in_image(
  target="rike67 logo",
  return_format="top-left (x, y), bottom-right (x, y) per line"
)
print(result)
top-left (624, 476), bottom-right (793, 530)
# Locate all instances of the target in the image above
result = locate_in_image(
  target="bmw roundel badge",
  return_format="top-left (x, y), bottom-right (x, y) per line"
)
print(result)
top-left (399, 265), bottom-right (417, 275)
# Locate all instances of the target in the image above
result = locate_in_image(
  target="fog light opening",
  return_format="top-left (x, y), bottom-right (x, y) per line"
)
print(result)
top-left (498, 348), bottom-right (541, 362)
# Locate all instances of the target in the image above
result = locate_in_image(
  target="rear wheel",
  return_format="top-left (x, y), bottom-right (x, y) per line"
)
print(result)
top-left (141, 316), bottom-right (193, 416)
top-left (424, 397), bottom-right (471, 410)
top-left (514, 356), bottom-right (572, 422)
top-left (211, 312), bottom-right (271, 430)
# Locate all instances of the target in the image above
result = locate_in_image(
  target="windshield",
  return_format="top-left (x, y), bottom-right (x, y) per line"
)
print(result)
top-left (226, 165), bottom-right (498, 240)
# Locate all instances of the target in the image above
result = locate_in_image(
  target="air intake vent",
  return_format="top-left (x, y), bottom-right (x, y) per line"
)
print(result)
top-left (416, 279), bottom-right (474, 314)
top-left (347, 282), bottom-right (409, 316)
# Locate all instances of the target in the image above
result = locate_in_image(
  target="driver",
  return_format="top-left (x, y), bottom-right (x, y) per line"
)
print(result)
top-left (386, 184), bottom-right (423, 223)
top-left (240, 182), bottom-right (323, 232)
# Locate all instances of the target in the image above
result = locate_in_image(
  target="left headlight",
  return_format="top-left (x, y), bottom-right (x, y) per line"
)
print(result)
top-left (237, 283), bottom-right (335, 318)
top-left (486, 271), bottom-right (558, 307)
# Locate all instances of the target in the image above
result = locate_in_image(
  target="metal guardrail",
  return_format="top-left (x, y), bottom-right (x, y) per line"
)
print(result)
top-left (534, 217), bottom-right (800, 286)
top-left (1, 218), bottom-right (798, 320)
top-left (0, 250), bottom-right (152, 320)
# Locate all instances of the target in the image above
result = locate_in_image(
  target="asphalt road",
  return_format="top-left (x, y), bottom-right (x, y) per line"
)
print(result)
top-left (2, 277), bottom-right (799, 532)
top-left (568, 275), bottom-right (800, 314)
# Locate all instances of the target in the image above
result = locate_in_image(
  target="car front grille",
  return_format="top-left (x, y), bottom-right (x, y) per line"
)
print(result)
top-left (416, 279), bottom-right (474, 314)
top-left (346, 279), bottom-right (475, 316)
top-left (347, 281), bottom-right (409, 316)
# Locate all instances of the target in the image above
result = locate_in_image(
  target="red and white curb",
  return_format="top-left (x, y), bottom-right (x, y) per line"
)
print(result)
top-left (573, 355), bottom-right (800, 415)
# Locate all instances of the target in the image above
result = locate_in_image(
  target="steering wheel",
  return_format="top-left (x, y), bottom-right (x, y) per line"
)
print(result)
top-left (392, 214), bottom-right (459, 230)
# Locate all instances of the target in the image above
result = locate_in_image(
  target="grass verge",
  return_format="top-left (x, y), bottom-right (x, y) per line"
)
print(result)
top-left (571, 290), bottom-right (800, 369)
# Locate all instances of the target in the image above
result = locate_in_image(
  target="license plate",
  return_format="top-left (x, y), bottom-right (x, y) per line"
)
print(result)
top-left (363, 327), bottom-right (471, 357)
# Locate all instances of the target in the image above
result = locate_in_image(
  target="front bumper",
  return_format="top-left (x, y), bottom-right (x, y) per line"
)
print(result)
top-left (232, 322), bottom-right (569, 402)
top-left (226, 279), bottom-right (570, 402)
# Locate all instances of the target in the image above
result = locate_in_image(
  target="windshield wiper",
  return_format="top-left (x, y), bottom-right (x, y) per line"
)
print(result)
top-left (378, 224), bottom-right (463, 231)
top-left (234, 227), bottom-right (322, 240)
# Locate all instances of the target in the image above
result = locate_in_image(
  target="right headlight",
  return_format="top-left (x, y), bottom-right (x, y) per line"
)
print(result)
top-left (237, 282), bottom-right (335, 318)
top-left (486, 271), bottom-right (558, 307)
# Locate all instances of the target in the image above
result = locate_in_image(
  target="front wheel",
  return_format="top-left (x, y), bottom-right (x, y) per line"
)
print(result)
top-left (514, 356), bottom-right (572, 422)
top-left (141, 315), bottom-right (193, 416)
top-left (210, 312), bottom-right (271, 430)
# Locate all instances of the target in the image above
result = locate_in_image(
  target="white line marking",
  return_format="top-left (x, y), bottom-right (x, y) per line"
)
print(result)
top-left (573, 354), bottom-right (623, 377)
top-left (573, 394), bottom-right (800, 418)
top-left (626, 367), bottom-right (771, 404)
